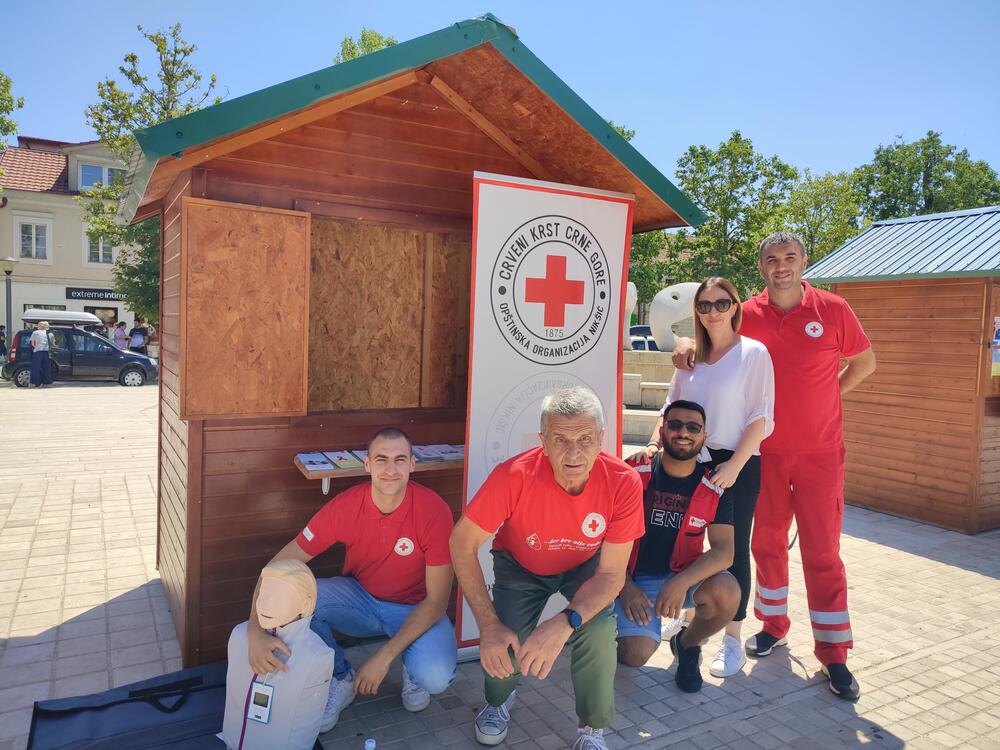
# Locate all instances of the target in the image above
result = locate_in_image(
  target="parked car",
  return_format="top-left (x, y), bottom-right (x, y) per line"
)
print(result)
top-left (628, 325), bottom-right (659, 352)
top-left (629, 335), bottom-right (648, 351)
top-left (2, 313), bottom-right (157, 388)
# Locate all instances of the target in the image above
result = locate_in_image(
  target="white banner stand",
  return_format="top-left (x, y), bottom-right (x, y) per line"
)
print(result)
top-left (456, 172), bottom-right (635, 650)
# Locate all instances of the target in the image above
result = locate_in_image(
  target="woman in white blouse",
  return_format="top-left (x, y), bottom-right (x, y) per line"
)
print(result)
top-left (646, 277), bottom-right (775, 678)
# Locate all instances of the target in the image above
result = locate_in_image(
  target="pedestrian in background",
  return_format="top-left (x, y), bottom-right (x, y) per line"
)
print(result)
top-left (0, 325), bottom-right (7, 362)
top-left (113, 321), bottom-right (129, 349)
top-left (29, 321), bottom-right (54, 387)
top-left (129, 318), bottom-right (149, 355)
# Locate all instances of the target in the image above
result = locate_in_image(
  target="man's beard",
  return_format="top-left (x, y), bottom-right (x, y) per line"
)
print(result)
top-left (664, 439), bottom-right (703, 461)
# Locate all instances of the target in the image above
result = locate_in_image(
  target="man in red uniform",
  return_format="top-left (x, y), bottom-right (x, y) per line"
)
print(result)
top-left (246, 428), bottom-right (456, 732)
top-left (451, 387), bottom-right (644, 750)
top-left (673, 232), bottom-right (876, 699)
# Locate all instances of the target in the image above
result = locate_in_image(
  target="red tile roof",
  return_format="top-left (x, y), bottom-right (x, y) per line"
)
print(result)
top-left (0, 146), bottom-right (71, 194)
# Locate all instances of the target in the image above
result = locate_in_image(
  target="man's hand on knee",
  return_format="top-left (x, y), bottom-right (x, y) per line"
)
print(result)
top-left (517, 616), bottom-right (573, 680)
top-left (480, 620), bottom-right (521, 679)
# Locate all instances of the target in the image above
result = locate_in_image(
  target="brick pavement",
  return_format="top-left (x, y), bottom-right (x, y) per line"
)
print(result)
top-left (1, 380), bottom-right (998, 749)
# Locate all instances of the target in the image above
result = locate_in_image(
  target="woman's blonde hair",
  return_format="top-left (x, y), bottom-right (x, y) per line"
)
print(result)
top-left (38, 321), bottom-right (50, 330)
top-left (693, 277), bottom-right (742, 364)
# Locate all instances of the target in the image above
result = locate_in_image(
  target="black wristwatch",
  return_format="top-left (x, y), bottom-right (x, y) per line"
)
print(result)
top-left (562, 608), bottom-right (583, 631)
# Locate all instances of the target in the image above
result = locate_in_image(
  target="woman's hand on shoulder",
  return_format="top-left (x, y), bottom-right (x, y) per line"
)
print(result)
top-left (709, 460), bottom-right (741, 490)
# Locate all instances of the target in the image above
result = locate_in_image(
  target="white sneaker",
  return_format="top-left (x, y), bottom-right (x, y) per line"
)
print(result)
top-left (319, 671), bottom-right (356, 733)
top-left (475, 690), bottom-right (516, 745)
top-left (573, 727), bottom-right (609, 750)
top-left (709, 634), bottom-right (747, 678)
top-left (401, 665), bottom-right (431, 712)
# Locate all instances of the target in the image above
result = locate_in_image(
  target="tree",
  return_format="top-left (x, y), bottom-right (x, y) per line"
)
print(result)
top-left (81, 23), bottom-right (220, 321)
top-left (0, 70), bottom-right (25, 195)
top-left (784, 170), bottom-right (866, 262)
top-left (854, 130), bottom-right (1000, 221)
top-left (674, 130), bottom-right (797, 294)
top-left (334, 28), bottom-right (397, 64)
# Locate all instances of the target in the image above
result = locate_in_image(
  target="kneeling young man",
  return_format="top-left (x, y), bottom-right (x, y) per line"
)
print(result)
top-left (618, 400), bottom-right (740, 692)
top-left (247, 428), bottom-right (456, 732)
top-left (451, 387), bottom-right (644, 750)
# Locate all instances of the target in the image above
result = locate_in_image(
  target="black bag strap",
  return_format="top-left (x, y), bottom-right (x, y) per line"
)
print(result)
top-left (128, 678), bottom-right (201, 714)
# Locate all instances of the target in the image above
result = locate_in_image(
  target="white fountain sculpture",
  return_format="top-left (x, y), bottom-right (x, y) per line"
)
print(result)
top-left (622, 282), bottom-right (638, 350)
top-left (648, 282), bottom-right (700, 352)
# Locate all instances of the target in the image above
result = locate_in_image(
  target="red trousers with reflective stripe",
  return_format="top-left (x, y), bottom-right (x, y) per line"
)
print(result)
top-left (751, 448), bottom-right (852, 665)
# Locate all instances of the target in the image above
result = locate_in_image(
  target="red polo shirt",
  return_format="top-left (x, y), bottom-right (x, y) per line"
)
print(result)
top-left (295, 482), bottom-right (453, 604)
top-left (465, 448), bottom-right (644, 576)
top-left (740, 281), bottom-right (870, 454)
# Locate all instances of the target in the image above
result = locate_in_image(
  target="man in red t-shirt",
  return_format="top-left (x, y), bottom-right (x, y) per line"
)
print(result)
top-left (246, 428), bottom-right (456, 732)
top-left (451, 387), bottom-right (644, 750)
top-left (673, 232), bottom-right (876, 700)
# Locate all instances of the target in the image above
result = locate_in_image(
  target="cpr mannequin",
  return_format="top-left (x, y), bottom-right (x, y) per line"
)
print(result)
top-left (221, 559), bottom-right (334, 750)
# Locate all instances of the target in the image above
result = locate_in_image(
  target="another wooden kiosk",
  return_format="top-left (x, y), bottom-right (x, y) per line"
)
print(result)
top-left (806, 206), bottom-right (1000, 533)
top-left (119, 15), bottom-right (703, 665)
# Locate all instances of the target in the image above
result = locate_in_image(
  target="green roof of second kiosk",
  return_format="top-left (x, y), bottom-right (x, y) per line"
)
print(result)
top-left (120, 13), bottom-right (706, 228)
top-left (805, 205), bottom-right (1000, 284)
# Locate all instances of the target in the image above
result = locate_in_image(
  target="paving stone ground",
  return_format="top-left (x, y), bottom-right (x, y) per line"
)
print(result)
top-left (1, 380), bottom-right (998, 749)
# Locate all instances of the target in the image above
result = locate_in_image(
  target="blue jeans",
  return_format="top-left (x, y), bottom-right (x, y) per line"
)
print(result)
top-left (30, 350), bottom-right (52, 385)
top-left (309, 576), bottom-right (456, 693)
top-left (614, 572), bottom-right (703, 643)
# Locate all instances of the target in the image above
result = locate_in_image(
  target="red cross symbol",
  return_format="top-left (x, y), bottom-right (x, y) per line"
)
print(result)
top-left (524, 255), bottom-right (585, 328)
top-left (809, 325), bottom-right (820, 334)
top-left (398, 542), bottom-right (409, 552)
top-left (588, 518), bottom-right (601, 533)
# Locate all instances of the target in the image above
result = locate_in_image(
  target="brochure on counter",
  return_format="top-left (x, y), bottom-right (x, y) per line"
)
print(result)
top-left (297, 445), bottom-right (464, 473)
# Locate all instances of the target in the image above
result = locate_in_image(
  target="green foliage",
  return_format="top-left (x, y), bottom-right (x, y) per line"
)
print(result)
top-left (0, 70), bottom-right (23, 142)
top-left (674, 130), bottom-right (797, 295)
top-left (81, 23), bottom-right (220, 321)
top-left (0, 70), bottom-right (25, 195)
top-left (785, 170), bottom-right (866, 262)
top-left (334, 28), bottom-right (398, 64)
top-left (607, 120), bottom-right (635, 142)
top-left (628, 230), bottom-right (668, 305)
top-left (854, 130), bottom-right (1000, 220)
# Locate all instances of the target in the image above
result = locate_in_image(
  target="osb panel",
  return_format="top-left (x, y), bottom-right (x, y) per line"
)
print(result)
top-left (309, 218), bottom-right (424, 410)
top-left (423, 230), bottom-right (471, 408)
top-left (427, 46), bottom-right (683, 231)
top-left (181, 198), bottom-right (310, 419)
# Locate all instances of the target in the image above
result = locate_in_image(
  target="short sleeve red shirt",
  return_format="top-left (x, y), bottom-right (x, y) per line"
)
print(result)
top-left (740, 281), bottom-right (871, 454)
top-left (464, 448), bottom-right (645, 576)
top-left (295, 481), bottom-right (453, 605)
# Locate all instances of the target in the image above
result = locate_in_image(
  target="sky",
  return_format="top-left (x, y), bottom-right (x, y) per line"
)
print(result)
top-left (4, 0), bottom-right (999, 186)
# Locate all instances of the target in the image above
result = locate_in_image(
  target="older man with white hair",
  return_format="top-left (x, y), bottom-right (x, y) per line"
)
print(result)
top-left (451, 387), bottom-right (644, 750)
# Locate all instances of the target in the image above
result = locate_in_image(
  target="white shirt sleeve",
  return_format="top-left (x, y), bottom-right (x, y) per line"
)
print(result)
top-left (662, 369), bottom-right (681, 415)
top-left (743, 345), bottom-right (775, 439)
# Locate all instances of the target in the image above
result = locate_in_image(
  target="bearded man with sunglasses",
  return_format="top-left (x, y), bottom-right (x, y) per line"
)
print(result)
top-left (618, 400), bottom-right (740, 693)
top-left (673, 231), bottom-right (876, 700)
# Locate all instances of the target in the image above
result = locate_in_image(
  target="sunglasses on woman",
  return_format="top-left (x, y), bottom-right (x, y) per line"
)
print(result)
top-left (695, 298), bottom-right (734, 314)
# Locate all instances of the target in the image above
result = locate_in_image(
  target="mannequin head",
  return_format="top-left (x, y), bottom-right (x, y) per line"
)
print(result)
top-left (256, 559), bottom-right (317, 629)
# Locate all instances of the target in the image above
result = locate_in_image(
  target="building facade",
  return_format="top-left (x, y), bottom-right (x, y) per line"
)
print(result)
top-left (0, 136), bottom-right (136, 332)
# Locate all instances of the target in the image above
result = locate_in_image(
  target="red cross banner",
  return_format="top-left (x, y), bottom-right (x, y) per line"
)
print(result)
top-left (457, 172), bottom-right (635, 648)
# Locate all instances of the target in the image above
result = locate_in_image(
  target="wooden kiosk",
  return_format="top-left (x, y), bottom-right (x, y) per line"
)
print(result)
top-left (119, 15), bottom-right (703, 665)
top-left (806, 206), bottom-right (1000, 533)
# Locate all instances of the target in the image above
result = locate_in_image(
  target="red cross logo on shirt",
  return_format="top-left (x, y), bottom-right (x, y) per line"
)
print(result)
top-left (581, 512), bottom-right (606, 539)
top-left (524, 255), bottom-right (585, 328)
top-left (805, 321), bottom-right (825, 338)
top-left (394, 537), bottom-right (414, 556)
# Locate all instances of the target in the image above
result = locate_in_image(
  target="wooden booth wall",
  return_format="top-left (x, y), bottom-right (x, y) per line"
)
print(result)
top-left (308, 218), bottom-right (470, 412)
top-left (155, 75), bottom-right (550, 662)
top-left (833, 277), bottom-right (990, 532)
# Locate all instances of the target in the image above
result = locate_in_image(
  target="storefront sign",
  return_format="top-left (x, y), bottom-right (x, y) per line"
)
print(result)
top-left (65, 287), bottom-right (123, 301)
top-left (457, 173), bottom-right (634, 647)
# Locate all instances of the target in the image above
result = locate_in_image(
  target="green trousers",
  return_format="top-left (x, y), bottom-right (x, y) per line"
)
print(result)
top-left (485, 550), bottom-right (618, 728)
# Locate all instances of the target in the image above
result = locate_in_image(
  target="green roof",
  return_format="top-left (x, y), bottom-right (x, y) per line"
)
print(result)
top-left (120, 13), bottom-right (705, 227)
top-left (805, 205), bottom-right (1000, 284)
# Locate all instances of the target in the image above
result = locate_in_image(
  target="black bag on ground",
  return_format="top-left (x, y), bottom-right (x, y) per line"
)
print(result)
top-left (27, 661), bottom-right (228, 749)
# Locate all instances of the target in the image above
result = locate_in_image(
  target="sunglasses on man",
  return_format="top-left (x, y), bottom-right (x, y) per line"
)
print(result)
top-left (695, 298), bottom-right (734, 314)
top-left (665, 420), bottom-right (704, 435)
